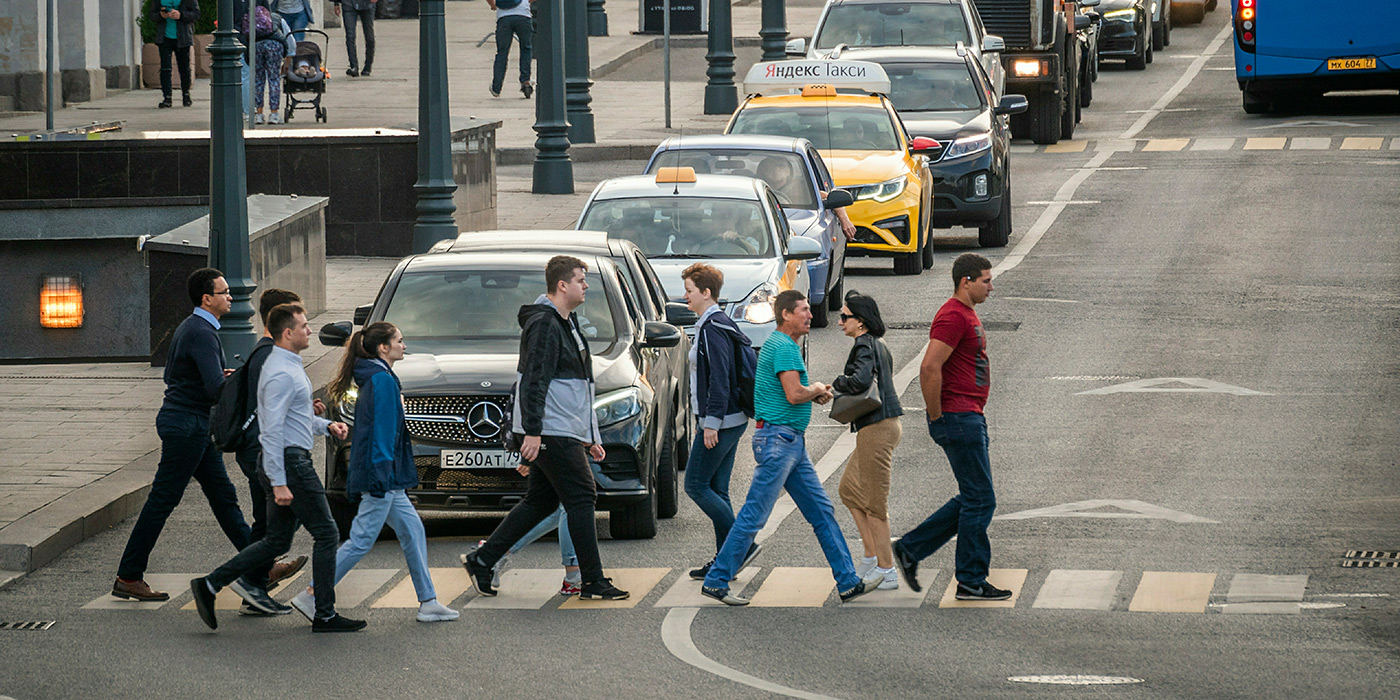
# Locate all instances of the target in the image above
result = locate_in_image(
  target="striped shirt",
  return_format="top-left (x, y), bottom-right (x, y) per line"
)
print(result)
top-left (753, 332), bottom-right (810, 431)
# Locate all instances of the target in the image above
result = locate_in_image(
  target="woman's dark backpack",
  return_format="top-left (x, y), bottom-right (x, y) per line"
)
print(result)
top-left (700, 322), bottom-right (758, 418)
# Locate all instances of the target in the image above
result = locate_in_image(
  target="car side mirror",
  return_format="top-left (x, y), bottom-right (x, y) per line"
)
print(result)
top-left (822, 189), bottom-right (854, 209)
top-left (1074, 14), bottom-right (1092, 31)
top-left (908, 136), bottom-right (941, 155)
top-left (1079, 0), bottom-right (1100, 7)
top-left (995, 94), bottom-right (1030, 116)
top-left (642, 321), bottom-right (682, 348)
top-left (665, 302), bottom-right (697, 326)
top-left (1087, 11), bottom-right (1102, 22)
top-left (319, 321), bottom-right (352, 347)
top-left (785, 236), bottom-right (822, 261)
top-left (785, 37), bottom-right (807, 57)
top-left (981, 35), bottom-right (1005, 53)
top-left (353, 303), bottom-right (373, 325)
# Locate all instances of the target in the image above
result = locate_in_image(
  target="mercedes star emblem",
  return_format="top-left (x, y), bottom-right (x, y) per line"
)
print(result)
top-left (480, 381), bottom-right (492, 388)
top-left (466, 401), bottom-right (504, 440)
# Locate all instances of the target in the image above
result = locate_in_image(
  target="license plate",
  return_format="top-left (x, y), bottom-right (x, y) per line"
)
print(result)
top-left (1327, 57), bottom-right (1376, 71)
top-left (439, 449), bottom-right (521, 469)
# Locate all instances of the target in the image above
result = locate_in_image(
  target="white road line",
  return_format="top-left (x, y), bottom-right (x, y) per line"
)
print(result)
top-left (661, 607), bottom-right (843, 700)
top-left (1121, 25), bottom-right (1234, 139)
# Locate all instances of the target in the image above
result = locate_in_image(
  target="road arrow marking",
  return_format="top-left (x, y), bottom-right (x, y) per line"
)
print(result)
top-left (1076, 377), bottom-right (1271, 396)
top-left (996, 499), bottom-right (1219, 523)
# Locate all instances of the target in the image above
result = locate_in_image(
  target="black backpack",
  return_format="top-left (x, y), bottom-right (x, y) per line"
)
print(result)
top-left (210, 344), bottom-right (272, 452)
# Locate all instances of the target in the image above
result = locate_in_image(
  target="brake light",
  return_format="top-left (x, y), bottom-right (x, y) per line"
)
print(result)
top-left (1235, 0), bottom-right (1256, 54)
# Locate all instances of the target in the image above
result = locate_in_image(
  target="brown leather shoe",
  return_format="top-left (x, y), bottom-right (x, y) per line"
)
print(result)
top-left (267, 555), bottom-right (308, 589)
top-left (112, 577), bottom-right (169, 601)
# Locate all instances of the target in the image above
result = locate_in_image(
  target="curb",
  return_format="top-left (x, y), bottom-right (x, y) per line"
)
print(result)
top-left (497, 143), bottom-right (662, 166)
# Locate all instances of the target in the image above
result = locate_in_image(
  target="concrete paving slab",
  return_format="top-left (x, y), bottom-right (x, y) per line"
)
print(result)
top-left (1128, 572), bottom-right (1216, 613)
top-left (938, 569), bottom-right (1028, 609)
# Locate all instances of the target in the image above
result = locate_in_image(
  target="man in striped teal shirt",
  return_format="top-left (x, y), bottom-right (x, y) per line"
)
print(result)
top-left (701, 290), bottom-right (883, 605)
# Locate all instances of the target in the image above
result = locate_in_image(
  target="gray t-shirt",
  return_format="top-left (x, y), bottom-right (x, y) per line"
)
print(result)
top-left (276, 0), bottom-right (306, 14)
top-left (496, 0), bottom-right (531, 19)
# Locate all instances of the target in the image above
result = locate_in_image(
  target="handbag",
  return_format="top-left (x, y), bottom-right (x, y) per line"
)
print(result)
top-left (829, 341), bottom-right (884, 424)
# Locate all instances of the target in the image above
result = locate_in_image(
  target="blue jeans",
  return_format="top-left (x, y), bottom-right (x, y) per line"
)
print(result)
top-left (282, 8), bottom-right (311, 42)
top-left (704, 424), bottom-right (859, 591)
top-left (684, 423), bottom-right (746, 551)
top-left (491, 14), bottom-right (533, 93)
top-left (508, 504), bottom-right (578, 567)
top-left (316, 490), bottom-right (437, 603)
top-left (898, 412), bottom-right (994, 586)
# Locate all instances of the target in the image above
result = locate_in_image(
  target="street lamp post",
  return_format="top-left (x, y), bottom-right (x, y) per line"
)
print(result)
top-left (208, 0), bottom-right (257, 364)
top-left (533, 0), bottom-right (574, 194)
top-left (564, 0), bottom-right (596, 144)
top-left (586, 0), bottom-right (608, 36)
top-left (759, 0), bottom-right (788, 62)
top-left (703, 0), bottom-right (737, 115)
top-left (412, 0), bottom-right (459, 253)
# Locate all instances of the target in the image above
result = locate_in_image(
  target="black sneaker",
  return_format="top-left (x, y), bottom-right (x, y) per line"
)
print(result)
top-left (346, 68), bottom-right (359, 77)
top-left (181, 93), bottom-right (192, 107)
top-left (700, 584), bottom-right (750, 606)
top-left (229, 578), bottom-right (291, 615)
top-left (578, 578), bottom-right (629, 601)
top-left (360, 68), bottom-right (372, 76)
top-left (489, 86), bottom-right (501, 98)
top-left (688, 558), bottom-right (715, 580)
top-left (738, 542), bottom-right (763, 571)
top-left (157, 98), bottom-right (173, 109)
top-left (189, 577), bottom-right (218, 630)
top-left (460, 552), bottom-right (496, 596)
top-left (521, 82), bottom-right (534, 98)
top-left (237, 601), bottom-right (275, 617)
top-left (312, 613), bottom-right (367, 633)
top-left (892, 540), bottom-right (921, 593)
top-left (838, 581), bottom-right (874, 603)
top-left (955, 581), bottom-right (1013, 601)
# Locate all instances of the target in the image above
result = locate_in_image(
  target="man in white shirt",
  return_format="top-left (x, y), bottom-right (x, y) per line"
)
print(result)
top-left (488, 0), bottom-right (534, 98)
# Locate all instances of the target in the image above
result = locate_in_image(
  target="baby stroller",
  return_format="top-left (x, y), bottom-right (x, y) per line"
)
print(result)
top-left (283, 29), bottom-right (330, 123)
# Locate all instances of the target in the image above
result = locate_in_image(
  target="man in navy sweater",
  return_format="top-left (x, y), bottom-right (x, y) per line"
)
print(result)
top-left (112, 268), bottom-right (253, 601)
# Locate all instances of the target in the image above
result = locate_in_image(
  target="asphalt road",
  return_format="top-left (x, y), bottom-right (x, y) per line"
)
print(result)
top-left (3, 9), bottom-right (1398, 699)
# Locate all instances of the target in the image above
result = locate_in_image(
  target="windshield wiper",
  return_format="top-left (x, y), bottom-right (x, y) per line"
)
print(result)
top-left (654, 253), bottom-right (711, 258)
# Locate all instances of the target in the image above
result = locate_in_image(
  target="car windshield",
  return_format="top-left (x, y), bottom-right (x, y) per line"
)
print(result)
top-left (646, 150), bottom-right (818, 209)
top-left (579, 198), bottom-right (773, 259)
top-left (815, 3), bottom-right (971, 50)
top-left (730, 106), bottom-right (900, 151)
top-left (383, 269), bottom-right (617, 350)
top-left (883, 62), bottom-right (983, 111)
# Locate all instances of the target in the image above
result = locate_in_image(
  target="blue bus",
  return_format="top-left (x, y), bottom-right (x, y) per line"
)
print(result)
top-left (1232, 0), bottom-right (1400, 113)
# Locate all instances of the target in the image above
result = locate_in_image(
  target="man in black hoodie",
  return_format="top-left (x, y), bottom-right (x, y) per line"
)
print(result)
top-left (462, 256), bottom-right (629, 601)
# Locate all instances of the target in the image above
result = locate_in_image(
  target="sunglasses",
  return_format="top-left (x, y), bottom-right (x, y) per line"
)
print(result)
top-left (839, 313), bottom-right (856, 322)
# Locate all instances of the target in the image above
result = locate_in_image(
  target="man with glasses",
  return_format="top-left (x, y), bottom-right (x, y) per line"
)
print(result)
top-left (112, 268), bottom-right (254, 602)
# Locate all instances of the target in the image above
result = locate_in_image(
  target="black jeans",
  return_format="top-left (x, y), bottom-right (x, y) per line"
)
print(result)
top-left (156, 36), bottom-right (191, 99)
top-left (117, 409), bottom-right (250, 581)
top-left (233, 440), bottom-right (274, 589)
top-left (209, 447), bottom-right (340, 620)
top-left (476, 436), bottom-right (604, 583)
top-left (344, 6), bottom-right (375, 71)
top-left (491, 14), bottom-right (533, 93)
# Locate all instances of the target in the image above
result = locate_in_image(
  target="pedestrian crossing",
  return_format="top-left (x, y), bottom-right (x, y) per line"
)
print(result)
top-left (1012, 136), bottom-right (1400, 154)
top-left (81, 567), bottom-right (1322, 616)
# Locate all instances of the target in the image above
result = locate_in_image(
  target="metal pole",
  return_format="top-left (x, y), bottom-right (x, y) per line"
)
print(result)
top-left (532, 0), bottom-right (574, 194)
top-left (663, 0), bottom-right (671, 129)
top-left (759, 0), bottom-right (788, 62)
top-left (564, 0), bottom-right (596, 143)
top-left (208, 0), bottom-right (257, 365)
top-left (45, 0), bottom-right (56, 130)
top-left (586, 0), bottom-right (608, 36)
top-left (703, 0), bottom-right (737, 115)
top-left (413, 0), bottom-right (460, 252)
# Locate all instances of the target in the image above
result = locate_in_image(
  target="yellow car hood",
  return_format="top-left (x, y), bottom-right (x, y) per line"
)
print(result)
top-left (819, 149), bottom-right (910, 187)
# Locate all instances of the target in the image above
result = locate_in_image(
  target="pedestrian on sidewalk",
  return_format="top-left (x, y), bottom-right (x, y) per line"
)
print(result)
top-left (460, 256), bottom-right (628, 602)
top-left (831, 291), bottom-right (903, 590)
top-left (224, 288), bottom-right (313, 616)
top-left (289, 321), bottom-right (459, 624)
top-left (151, 0), bottom-right (200, 108)
top-left (332, 0), bottom-right (376, 77)
top-left (487, 0), bottom-right (534, 99)
top-left (112, 268), bottom-right (252, 603)
top-left (891, 254), bottom-right (1012, 601)
top-left (678, 264), bottom-right (756, 582)
top-left (700, 291), bottom-right (884, 606)
top-left (246, 6), bottom-right (296, 124)
top-left (272, 0), bottom-right (314, 41)
top-left (190, 304), bottom-right (364, 632)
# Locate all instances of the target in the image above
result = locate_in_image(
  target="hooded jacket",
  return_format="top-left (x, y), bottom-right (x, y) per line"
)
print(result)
top-left (346, 358), bottom-right (417, 497)
top-left (692, 307), bottom-right (751, 431)
top-left (512, 295), bottom-right (603, 444)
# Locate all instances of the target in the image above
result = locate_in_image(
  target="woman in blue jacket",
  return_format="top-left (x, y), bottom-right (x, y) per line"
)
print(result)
top-left (292, 322), bottom-right (459, 623)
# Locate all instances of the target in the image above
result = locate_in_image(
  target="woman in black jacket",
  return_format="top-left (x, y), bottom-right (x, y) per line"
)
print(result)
top-left (149, 0), bottom-right (201, 108)
top-left (832, 291), bottom-right (904, 589)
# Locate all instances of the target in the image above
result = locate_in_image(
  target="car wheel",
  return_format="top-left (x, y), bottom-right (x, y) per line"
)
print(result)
top-left (1080, 62), bottom-right (1093, 107)
top-left (1152, 21), bottom-right (1165, 52)
top-left (810, 291), bottom-right (830, 327)
top-left (1126, 40), bottom-right (1148, 70)
top-left (1023, 90), bottom-right (1061, 145)
top-left (979, 179), bottom-right (1011, 248)
top-left (827, 276), bottom-right (843, 311)
top-left (609, 473), bottom-right (659, 540)
top-left (656, 421), bottom-right (679, 519)
top-left (1173, 2), bottom-right (1205, 24)
top-left (919, 204), bottom-right (935, 270)
top-left (1145, 36), bottom-right (1154, 65)
top-left (1060, 61), bottom-right (1077, 139)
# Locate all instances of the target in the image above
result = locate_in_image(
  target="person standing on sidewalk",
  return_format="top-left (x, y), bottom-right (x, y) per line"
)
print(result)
top-left (701, 291), bottom-right (884, 606)
top-left (891, 254), bottom-right (1012, 601)
top-left (332, 0), bottom-right (376, 77)
top-left (460, 256), bottom-right (628, 602)
top-left (832, 291), bottom-right (904, 590)
top-left (289, 321), bottom-right (459, 623)
top-left (151, 0), bottom-right (200, 108)
top-left (679, 264), bottom-right (757, 581)
top-left (191, 304), bottom-right (364, 632)
top-left (487, 0), bottom-right (534, 99)
top-left (112, 268), bottom-right (251, 602)
top-left (273, 0), bottom-right (313, 40)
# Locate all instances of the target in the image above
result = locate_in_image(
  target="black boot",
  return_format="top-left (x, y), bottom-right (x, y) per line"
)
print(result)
top-left (182, 92), bottom-right (192, 107)
top-left (158, 96), bottom-right (173, 108)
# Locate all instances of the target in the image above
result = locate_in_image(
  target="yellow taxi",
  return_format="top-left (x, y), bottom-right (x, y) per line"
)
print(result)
top-left (725, 59), bottom-right (937, 276)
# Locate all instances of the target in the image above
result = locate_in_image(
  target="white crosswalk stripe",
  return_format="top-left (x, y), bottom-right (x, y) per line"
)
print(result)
top-left (1032, 570), bottom-right (1121, 611)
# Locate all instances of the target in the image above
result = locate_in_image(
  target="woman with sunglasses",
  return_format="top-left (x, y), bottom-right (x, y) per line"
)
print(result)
top-left (832, 291), bottom-right (905, 589)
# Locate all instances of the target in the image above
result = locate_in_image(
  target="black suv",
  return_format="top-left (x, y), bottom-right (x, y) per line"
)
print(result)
top-left (319, 231), bottom-right (693, 540)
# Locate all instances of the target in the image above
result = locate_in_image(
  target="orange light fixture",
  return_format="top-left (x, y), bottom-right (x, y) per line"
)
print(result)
top-left (40, 274), bottom-right (84, 328)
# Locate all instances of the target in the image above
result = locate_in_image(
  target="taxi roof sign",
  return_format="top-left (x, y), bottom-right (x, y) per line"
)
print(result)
top-left (743, 60), bottom-right (890, 95)
top-left (655, 166), bottom-right (697, 183)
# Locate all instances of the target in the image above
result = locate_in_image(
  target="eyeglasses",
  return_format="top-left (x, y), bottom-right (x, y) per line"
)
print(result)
top-left (211, 289), bottom-right (233, 297)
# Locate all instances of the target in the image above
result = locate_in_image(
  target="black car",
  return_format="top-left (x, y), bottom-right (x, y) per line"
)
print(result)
top-left (1098, 0), bottom-right (1153, 70)
top-left (845, 46), bottom-right (1028, 247)
top-left (318, 231), bottom-right (693, 540)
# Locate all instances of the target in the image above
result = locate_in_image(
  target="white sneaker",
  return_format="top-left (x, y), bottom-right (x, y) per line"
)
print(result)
top-left (269, 113), bottom-right (282, 125)
top-left (855, 556), bottom-right (878, 579)
top-left (254, 112), bottom-right (265, 125)
top-left (416, 599), bottom-right (460, 622)
top-left (860, 569), bottom-right (885, 589)
top-left (289, 590), bottom-right (315, 622)
top-left (876, 566), bottom-right (899, 590)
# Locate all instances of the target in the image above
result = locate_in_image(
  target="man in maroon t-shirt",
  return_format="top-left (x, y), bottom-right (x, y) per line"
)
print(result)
top-left (890, 253), bottom-right (1012, 601)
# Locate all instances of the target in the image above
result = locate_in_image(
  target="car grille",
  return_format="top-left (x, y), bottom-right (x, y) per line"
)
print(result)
top-left (403, 395), bottom-right (512, 445)
top-left (973, 0), bottom-right (1034, 47)
top-left (415, 456), bottom-right (527, 491)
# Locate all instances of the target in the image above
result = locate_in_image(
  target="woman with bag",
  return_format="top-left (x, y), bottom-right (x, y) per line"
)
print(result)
top-left (832, 291), bottom-right (904, 589)
top-left (291, 322), bottom-right (459, 623)
top-left (244, 6), bottom-right (297, 124)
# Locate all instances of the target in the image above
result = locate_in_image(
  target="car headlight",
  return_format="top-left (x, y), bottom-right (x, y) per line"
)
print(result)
top-left (943, 133), bottom-right (992, 160)
top-left (336, 385), bottom-right (358, 426)
top-left (594, 387), bottom-right (642, 427)
top-left (847, 176), bottom-right (906, 203)
top-left (729, 284), bottom-right (777, 325)
top-left (1102, 8), bottom-right (1135, 19)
